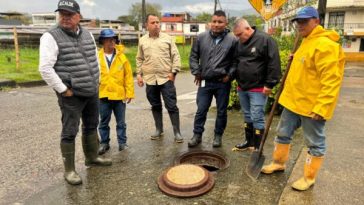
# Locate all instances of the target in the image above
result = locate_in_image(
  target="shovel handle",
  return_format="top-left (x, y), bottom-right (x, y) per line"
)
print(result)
top-left (257, 34), bottom-right (301, 154)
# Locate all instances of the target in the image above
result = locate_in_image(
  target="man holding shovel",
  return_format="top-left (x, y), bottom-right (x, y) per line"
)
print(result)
top-left (261, 6), bottom-right (345, 191)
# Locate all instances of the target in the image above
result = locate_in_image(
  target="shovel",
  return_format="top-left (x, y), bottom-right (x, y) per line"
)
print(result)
top-left (246, 34), bottom-right (301, 180)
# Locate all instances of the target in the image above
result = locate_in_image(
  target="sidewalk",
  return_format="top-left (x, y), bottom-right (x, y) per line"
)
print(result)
top-left (279, 63), bottom-right (364, 205)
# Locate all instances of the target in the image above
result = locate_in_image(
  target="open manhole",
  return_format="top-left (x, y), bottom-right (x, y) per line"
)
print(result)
top-left (174, 150), bottom-right (230, 172)
top-left (157, 164), bottom-right (215, 198)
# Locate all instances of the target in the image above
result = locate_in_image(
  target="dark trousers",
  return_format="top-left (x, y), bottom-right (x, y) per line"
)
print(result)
top-left (56, 93), bottom-right (99, 143)
top-left (193, 81), bottom-right (231, 135)
top-left (146, 81), bottom-right (179, 113)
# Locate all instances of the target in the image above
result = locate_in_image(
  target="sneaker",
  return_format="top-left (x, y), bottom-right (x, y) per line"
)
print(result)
top-left (119, 144), bottom-right (128, 151)
top-left (98, 144), bottom-right (110, 155)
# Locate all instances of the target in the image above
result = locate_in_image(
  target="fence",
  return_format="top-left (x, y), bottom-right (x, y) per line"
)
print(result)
top-left (0, 26), bottom-right (142, 49)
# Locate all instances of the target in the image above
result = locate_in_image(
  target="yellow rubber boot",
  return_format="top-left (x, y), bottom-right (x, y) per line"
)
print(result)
top-left (261, 143), bottom-right (290, 174)
top-left (292, 154), bottom-right (324, 191)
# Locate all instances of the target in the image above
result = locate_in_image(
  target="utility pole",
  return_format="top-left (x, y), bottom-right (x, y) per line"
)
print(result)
top-left (142, 0), bottom-right (146, 31)
top-left (214, 0), bottom-right (217, 13)
top-left (317, 0), bottom-right (327, 26)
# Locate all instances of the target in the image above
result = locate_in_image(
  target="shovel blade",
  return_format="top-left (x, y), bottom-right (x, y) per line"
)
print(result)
top-left (246, 150), bottom-right (265, 180)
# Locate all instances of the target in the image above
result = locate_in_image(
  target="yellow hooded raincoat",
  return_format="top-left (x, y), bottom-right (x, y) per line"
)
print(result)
top-left (279, 25), bottom-right (345, 120)
top-left (99, 45), bottom-right (135, 100)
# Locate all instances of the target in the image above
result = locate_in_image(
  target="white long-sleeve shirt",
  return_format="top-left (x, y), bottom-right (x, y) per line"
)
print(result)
top-left (38, 31), bottom-right (99, 94)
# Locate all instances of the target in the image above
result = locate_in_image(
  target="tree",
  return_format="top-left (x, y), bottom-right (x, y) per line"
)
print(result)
top-left (194, 12), bottom-right (212, 23)
top-left (119, 2), bottom-right (162, 30)
top-left (242, 15), bottom-right (264, 30)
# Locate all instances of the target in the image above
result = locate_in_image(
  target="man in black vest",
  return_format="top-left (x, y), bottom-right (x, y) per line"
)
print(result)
top-left (39, 0), bottom-right (111, 186)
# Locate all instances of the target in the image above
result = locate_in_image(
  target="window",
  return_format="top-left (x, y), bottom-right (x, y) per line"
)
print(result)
top-left (166, 23), bottom-right (177, 31)
top-left (190, 24), bottom-right (199, 32)
top-left (328, 12), bottom-right (345, 29)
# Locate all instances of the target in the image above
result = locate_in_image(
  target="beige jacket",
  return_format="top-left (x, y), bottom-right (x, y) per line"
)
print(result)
top-left (136, 32), bottom-right (181, 85)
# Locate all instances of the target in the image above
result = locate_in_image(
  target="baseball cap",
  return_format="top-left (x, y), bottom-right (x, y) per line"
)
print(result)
top-left (292, 6), bottom-right (318, 22)
top-left (55, 0), bottom-right (80, 14)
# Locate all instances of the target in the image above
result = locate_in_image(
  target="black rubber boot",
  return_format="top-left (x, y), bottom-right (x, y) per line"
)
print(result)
top-left (82, 131), bottom-right (112, 166)
top-left (212, 133), bottom-right (223, 148)
top-left (188, 133), bottom-right (202, 147)
top-left (233, 122), bottom-right (254, 151)
top-left (60, 142), bottom-right (82, 185)
top-left (254, 128), bottom-right (264, 150)
top-left (151, 110), bottom-right (163, 140)
top-left (169, 111), bottom-right (183, 143)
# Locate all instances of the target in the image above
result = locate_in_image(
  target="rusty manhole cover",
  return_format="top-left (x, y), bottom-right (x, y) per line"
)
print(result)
top-left (157, 164), bottom-right (215, 198)
top-left (174, 150), bottom-right (230, 172)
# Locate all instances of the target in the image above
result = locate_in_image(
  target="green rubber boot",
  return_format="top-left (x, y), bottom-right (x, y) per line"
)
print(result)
top-left (60, 142), bottom-right (82, 185)
top-left (82, 132), bottom-right (112, 166)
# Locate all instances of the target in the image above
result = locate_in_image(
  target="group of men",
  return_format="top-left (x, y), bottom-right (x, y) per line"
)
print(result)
top-left (39, 0), bottom-right (345, 192)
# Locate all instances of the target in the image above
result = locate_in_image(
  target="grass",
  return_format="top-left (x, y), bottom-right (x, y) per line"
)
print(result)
top-left (0, 45), bottom-right (191, 83)
top-left (0, 48), bottom-right (40, 82)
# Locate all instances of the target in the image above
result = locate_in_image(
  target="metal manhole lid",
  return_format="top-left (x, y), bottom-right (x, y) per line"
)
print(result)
top-left (157, 164), bottom-right (215, 198)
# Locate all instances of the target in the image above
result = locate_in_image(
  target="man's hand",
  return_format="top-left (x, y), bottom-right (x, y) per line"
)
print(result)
top-left (61, 88), bottom-right (73, 97)
top-left (310, 112), bottom-right (325, 121)
top-left (194, 74), bottom-right (201, 86)
top-left (222, 75), bottom-right (229, 83)
top-left (263, 86), bottom-right (272, 96)
top-left (126, 98), bottom-right (132, 104)
top-left (137, 74), bottom-right (144, 87)
top-left (168, 73), bottom-right (176, 82)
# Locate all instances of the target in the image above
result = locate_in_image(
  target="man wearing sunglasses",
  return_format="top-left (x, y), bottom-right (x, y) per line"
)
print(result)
top-left (261, 6), bottom-right (345, 191)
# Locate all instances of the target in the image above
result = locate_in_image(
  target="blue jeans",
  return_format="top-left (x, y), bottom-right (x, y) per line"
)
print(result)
top-left (275, 108), bottom-right (326, 156)
top-left (238, 90), bottom-right (267, 130)
top-left (193, 81), bottom-right (231, 135)
top-left (98, 99), bottom-right (127, 145)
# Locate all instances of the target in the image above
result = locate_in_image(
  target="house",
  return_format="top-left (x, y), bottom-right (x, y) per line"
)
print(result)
top-left (31, 13), bottom-right (57, 26)
top-left (0, 12), bottom-right (27, 26)
top-left (160, 12), bottom-right (207, 44)
top-left (326, 0), bottom-right (364, 60)
top-left (266, 0), bottom-right (364, 61)
top-left (0, 19), bottom-right (22, 26)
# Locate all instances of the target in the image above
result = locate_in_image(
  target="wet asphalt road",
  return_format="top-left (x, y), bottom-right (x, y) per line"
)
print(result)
top-left (0, 71), bottom-right (311, 205)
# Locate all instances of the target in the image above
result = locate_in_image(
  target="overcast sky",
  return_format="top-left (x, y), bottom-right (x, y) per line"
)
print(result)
top-left (0, 0), bottom-right (253, 20)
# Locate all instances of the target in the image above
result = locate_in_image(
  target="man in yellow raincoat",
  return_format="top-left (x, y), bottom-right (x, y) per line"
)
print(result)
top-left (97, 29), bottom-right (135, 154)
top-left (261, 6), bottom-right (345, 191)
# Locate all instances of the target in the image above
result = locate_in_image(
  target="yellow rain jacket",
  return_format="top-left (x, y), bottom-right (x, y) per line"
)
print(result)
top-left (279, 25), bottom-right (345, 120)
top-left (99, 45), bottom-right (135, 100)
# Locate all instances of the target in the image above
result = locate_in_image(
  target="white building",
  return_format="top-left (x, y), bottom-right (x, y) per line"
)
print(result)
top-left (31, 13), bottom-right (57, 27)
top-left (266, 0), bottom-right (364, 60)
top-left (160, 12), bottom-right (207, 44)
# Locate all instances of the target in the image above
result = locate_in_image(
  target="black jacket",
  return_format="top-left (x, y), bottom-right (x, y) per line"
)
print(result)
top-left (234, 28), bottom-right (281, 90)
top-left (189, 30), bottom-right (237, 81)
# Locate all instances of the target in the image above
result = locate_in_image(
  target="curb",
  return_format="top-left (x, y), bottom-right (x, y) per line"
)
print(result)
top-left (0, 79), bottom-right (16, 88)
top-left (0, 79), bottom-right (46, 89)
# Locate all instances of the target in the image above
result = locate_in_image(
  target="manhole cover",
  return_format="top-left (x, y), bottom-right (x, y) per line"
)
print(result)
top-left (157, 164), bottom-right (215, 198)
top-left (174, 150), bottom-right (230, 172)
